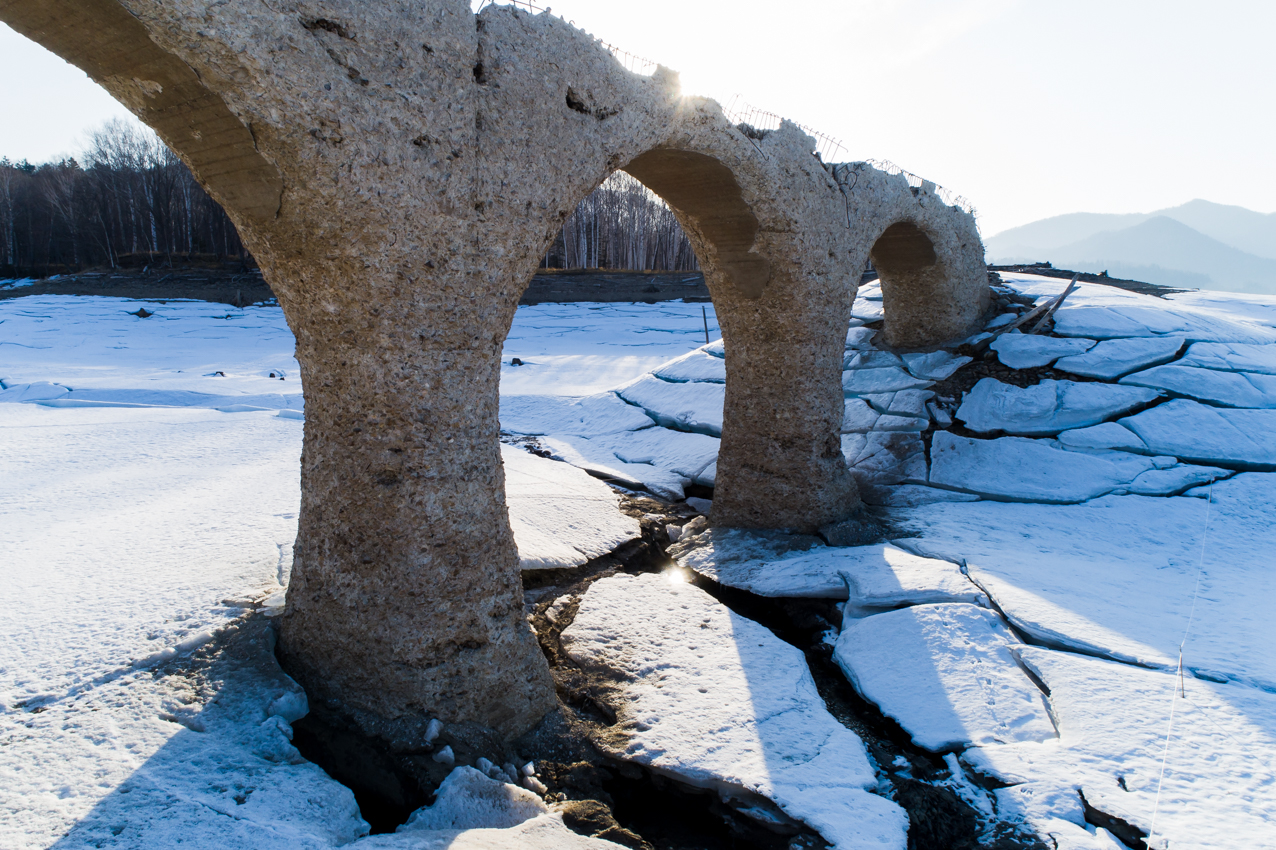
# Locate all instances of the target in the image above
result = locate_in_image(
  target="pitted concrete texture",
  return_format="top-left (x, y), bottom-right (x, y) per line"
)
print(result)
top-left (2, 0), bottom-right (988, 738)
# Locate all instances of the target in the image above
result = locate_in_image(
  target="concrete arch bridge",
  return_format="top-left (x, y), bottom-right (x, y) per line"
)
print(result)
top-left (1, 0), bottom-right (989, 739)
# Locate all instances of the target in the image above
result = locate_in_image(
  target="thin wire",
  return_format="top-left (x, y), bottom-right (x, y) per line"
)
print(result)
top-left (1147, 478), bottom-right (1214, 846)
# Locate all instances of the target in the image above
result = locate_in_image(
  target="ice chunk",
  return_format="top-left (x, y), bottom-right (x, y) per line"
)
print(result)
top-left (1179, 341), bottom-right (1276, 374)
top-left (1120, 363), bottom-right (1276, 408)
top-left (560, 573), bottom-right (908, 850)
top-left (957, 378), bottom-right (1160, 436)
top-left (1124, 464), bottom-right (1232, 496)
top-left (860, 388), bottom-right (934, 418)
top-left (834, 604), bottom-right (1055, 751)
top-left (1055, 422), bottom-right (1148, 453)
top-left (654, 348), bottom-right (726, 383)
top-left (901, 351), bottom-right (972, 381)
top-left (499, 392), bottom-right (654, 437)
top-left (841, 398), bottom-right (880, 432)
top-left (858, 484), bottom-right (981, 507)
top-left (846, 326), bottom-right (877, 350)
top-left (538, 434), bottom-right (690, 501)
top-left (503, 445), bottom-right (640, 570)
top-left (671, 526), bottom-right (977, 602)
top-left (990, 335), bottom-right (1096, 369)
top-left (0, 381), bottom-right (70, 403)
top-left (844, 431), bottom-right (928, 486)
top-left (617, 374), bottom-right (724, 436)
top-left (844, 350), bottom-right (903, 370)
top-left (842, 367), bottom-right (934, 394)
top-left (399, 766), bottom-right (548, 832)
top-left (703, 338), bottom-right (725, 357)
top-left (600, 426), bottom-right (719, 481)
top-left (1053, 336), bottom-right (1184, 379)
top-left (874, 414), bottom-right (928, 432)
top-left (1119, 399), bottom-right (1276, 467)
top-left (929, 432), bottom-right (1154, 502)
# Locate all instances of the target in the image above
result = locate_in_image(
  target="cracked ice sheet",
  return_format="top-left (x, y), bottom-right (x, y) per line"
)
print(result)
top-left (963, 646), bottom-right (1276, 850)
top-left (502, 446), bottom-right (640, 570)
top-left (561, 573), bottom-right (908, 850)
top-left (885, 473), bottom-right (1276, 690)
top-left (500, 301), bottom-right (720, 396)
top-left (834, 604), bottom-right (1056, 752)
top-left (0, 404), bottom-right (302, 709)
top-left (538, 425), bottom-right (720, 500)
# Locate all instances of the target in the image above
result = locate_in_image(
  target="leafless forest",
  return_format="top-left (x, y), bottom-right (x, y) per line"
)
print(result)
top-left (1, 122), bottom-right (697, 279)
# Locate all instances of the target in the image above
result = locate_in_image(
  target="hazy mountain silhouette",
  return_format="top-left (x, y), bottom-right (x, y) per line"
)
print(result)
top-left (987, 200), bottom-right (1276, 293)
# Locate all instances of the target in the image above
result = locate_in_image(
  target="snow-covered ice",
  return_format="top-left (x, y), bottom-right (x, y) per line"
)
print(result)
top-left (964, 646), bottom-right (1276, 850)
top-left (957, 378), bottom-right (1160, 436)
top-left (842, 366), bottom-right (933, 395)
top-left (1055, 422), bottom-right (1149, 453)
top-left (834, 604), bottom-right (1056, 752)
top-left (990, 334), bottom-right (1096, 369)
top-left (653, 347), bottom-right (726, 383)
top-left (1053, 336), bottom-right (1185, 379)
top-left (887, 474), bottom-right (1276, 690)
top-left (929, 432), bottom-right (1157, 502)
top-left (560, 573), bottom-right (909, 850)
top-left (499, 392), bottom-right (654, 436)
top-left (503, 445), bottom-right (640, 570)
top-left (842, 432), bottom-right (928, 486)
top-left (900, 350), bottom-right (972, 381)
top-left (396, 767), bottom-right (547, 831)
top-left (616, 373), bottom-right (724, 436)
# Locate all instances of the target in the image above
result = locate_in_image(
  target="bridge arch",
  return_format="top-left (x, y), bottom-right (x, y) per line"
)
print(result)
top-left (1, 0), bottom-right (988, 740)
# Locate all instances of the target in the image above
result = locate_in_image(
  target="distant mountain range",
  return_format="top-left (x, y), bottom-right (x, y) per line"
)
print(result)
top-left (985, 200), bottom-right (1276, 294)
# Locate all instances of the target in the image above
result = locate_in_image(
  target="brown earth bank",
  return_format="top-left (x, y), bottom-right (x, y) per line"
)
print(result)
top-left (3, 267), bottom-right (902, 306)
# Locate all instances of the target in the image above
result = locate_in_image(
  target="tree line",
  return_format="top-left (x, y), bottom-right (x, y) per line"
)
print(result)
top-left (1, 119), bottom-right (248, 279)
top-left (1, 121), bottom-right (698, 280)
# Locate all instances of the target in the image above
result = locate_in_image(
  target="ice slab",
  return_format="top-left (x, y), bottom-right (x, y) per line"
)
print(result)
top-left (359, 814), bottom-right (629, 849)
top-left (862, 389), bottom-right (935, 418)
top-left (957, 378), bottom-right (1161, 436)
top-left (901, 351), bottom-right (972, 381)
top-left (858, 484), bottom-right (981, 507)
top-left (1120, 363), bottom-right (1276, 408)
top-left (1119, 399), bottom-right (1276, 467)
top-left (539, 434), bottom-right (690, 501)
top-left (560, 573), bottom-right (908, 850)
top-left (845, 350), bottom-right (903, 370)
top-left (499, 392), bottom-right (654, 437)
top-left (846, 327), bottom-right (877, 350)
top-left (990, 335), bottom-right (1096, 369)
top-left (503, 445), bottom-right (640, 571)
top-left (964, 647), bottom-right (1276, 850)
top-left (843, 367), bottom-right (934, 395)
top-left (653, 347), bottom-right (726, 383)
top-left (398, 767), bottom-right (547, 831)
top-left (842, 398), bottom-right (880, 432)
top-left (0, 381), bottom-right (69, 402)
top-left (1177, 341), bottom-right (1276, 375)
top-left (539, 426), bottom-right (719, 500)
top-left (883, 474), bottom-right (1276, 689)
top-left (1053, 336), bottom-right (1184, 379)
top-left (1124, 464), bottom-right (1231, 496)
top-left (1052, 304), bottom-right (1276, 344)
top-left (617, 374), bottom-right (724, 436)
top-left (834, 604), bottom-right (1055, 752)
top-left (1055, 422), bottom-right (1148, 453)
top-left (670, 526), bottom-right (978, 603)
top-left (1165, 288), bottom-right (1276, 328)
top-left (929, 432), bottom-right (1155, 503)
top-left (842, 432), bottom-right (928, 486)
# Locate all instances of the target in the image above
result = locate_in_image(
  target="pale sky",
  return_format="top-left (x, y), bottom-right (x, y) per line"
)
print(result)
top-left (2, 0), bottom-right (1272, 235)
